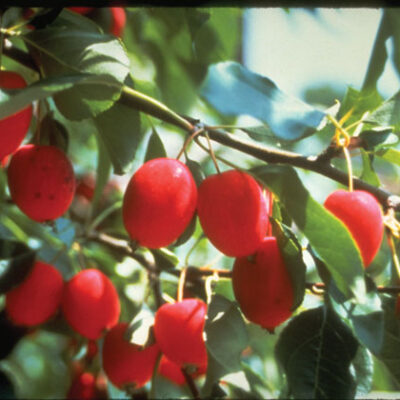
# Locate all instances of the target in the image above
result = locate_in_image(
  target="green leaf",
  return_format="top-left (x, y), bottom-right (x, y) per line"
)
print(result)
top-left (329, 280), bottom-right (384, 355)
top-left (200, 61), bottom-right (326, 141)
top-left (360, 149), bottom-right (380, 187)
top-left (23, 27), bottom-right (130, 120)
top-left (368, 91), bottom-right (400, 131)
top-left (172, 215), bottom-right (197, 248)
top-left (275, 306), bottom-right (359, 399)
top-left (270, 219), bottom-right (306, 311)
top-left (0, 239), bottom-right (36, 295)
top-left (351, 346), bottom-right (374, 397)
top-left (144, 128), bottom-right (167, 162)
top-left (376, 148), bottom-right (400, 166)
top-left (53, 218), bottom-right (76, 249)
top-left (0, 74), bottom-right (109, 120)
top-left (202, 295), bottom-right (248, 396)
top-left (374, 295), bottom-right (400, 386)
top-left (93, 96), bottom-right (142, 175)
top-left (252, 165), bottom-right (365, 302)
top-left (185, 158), bottom-right (204, 186)
top-left (360, 127), bottom-right (397, 150)
top-left (150, 248), bottom-right (180, 271)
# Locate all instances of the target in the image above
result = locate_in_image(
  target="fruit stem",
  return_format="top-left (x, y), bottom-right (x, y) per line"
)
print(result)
top-left (387, 232), bottom-right (400, 284)
top-left (342, 146), bottom-right (354, 192)
top-left (85, 200), bottom-right (122, 235)
top-left (176, 127), bottom-right (204, 160)
top-left (205, 132), bottom-right (221, 174)
top-left (205, 272), bottom-right (219, 304)
top-left (181, 367), bottom-right (200, 400)
top-left (177, 267), bottom-right (188, 302)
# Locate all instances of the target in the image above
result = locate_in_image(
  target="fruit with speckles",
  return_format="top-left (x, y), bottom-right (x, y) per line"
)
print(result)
top-left (197, 169), bottom-right (269, 257)
top-left (102, 322), bottom-right (160, 389)
top-left (122, 158), bottom-right (197, 249)
top-left (0, 71), bottom-right (32, 162)
top-left (7, 145), bottom-right (76, 222)
top-left (232, 236), bottom-right (293, 331)
top-left (154, 298), bottom-right (207, 369)
top-left (324, 189), bottom-right (383, 267)
top-left (62, 269), bottom-right (120, 340)
top-left (6, 261), bottom-right (64, 326)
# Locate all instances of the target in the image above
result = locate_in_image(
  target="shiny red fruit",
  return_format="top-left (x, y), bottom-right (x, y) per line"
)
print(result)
top-left (110, 8), bottom-right (126, 37)
top-left (62, 269), bottom-right (120, 340)
top-left (232, 236), bottom-right (293, 331)
top-left (102, 322), bottom-right (160, 389)
top-left (154, 299), bottom-right (208, 369)
top-left (68, 7), bottom-right (93, 14)
top-left (122, 158), bottom-right (197, 248)
top-left (158, 354), bottom-right (207, 386)
top-left (7, 145), bottom-right (76, 222)
top-left (6, 261), bottom-right (63, 326)
top-left (67, 372), bottom-right (96, 400)
top-left (324, 189), bottom-right (383, 267)
top-left (197, 170), bottom-right (269, 257)
top-left (0, 71), bottom-right (32, 162)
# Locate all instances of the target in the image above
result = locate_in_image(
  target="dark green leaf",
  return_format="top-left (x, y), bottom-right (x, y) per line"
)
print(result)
top-left (275, 306), bottom-right (359, 399)
top-left (241, 125), bottom-right (276, 142)
top-left (270, 219), bottom-right (306, 311)
top-left (351, 346), bottom-right (374, 397)
top-left (360, 149), bottom-right (380, 187)
top-left (94, 98), bottom-right (142, 175)
top-left (24, 28), bottom-right (130, 120)
top-left (202, 295), bottom-right (248, 396)
top-left (200, 61), bottom-right (326, 141)
top-left (144, 128), bottom-right (167, 162)
top-left (151, 248), bottom-right (179, 271)
top-left (0, 74), bottom-right (108, 120)
top-left (185, 158), bottom-right (204, 186)
top-left (0, 239), bottom-right (36, 294)
top-left (252, 165), bottom-right (365, 302)
top-left (39, 113), bottom-right (69, 151)
top-left (329, 280), bottom-right (384, 355)
top-left (360, 127), bottom-right (397, 150)
top-left (374, 295), bottom-right (400, 386)
top-left (0, 310), bottom-right (27, 360)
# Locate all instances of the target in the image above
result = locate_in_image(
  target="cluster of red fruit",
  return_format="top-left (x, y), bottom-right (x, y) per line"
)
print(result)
top-left (4, 260), bottom-right (208, 390)
top-left (122, 157), bottom-right (384, 331)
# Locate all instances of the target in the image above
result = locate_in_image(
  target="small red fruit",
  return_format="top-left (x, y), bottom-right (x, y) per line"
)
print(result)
top-left (154, 299), bottom-right (208, 369)
top-left (62, 269), bottom-right (120, 340)
top-left (110, 8), bottom-right (126, 37)
top-left (197, 170), bottom-right (269, 257)
top-left (122, 158), bottom-right (197, 248)
top-left (68, 7), bottom-right (93, 14)
top-left (102, 322), bottom-right (160, 389)
top-left (6, 261), bottom-right (63, 326)
top-left (67, 372), bottom-right (96, 400)
top-left (232, 236), bottom-right (293, 331)
top-left (0, 71), bottom-right (32, 162)
top-left (158, 354), bottom-right (207, 386)
top-left (324, 189), bottom-right (383, 267)
top-left (7, 145), bottom-right (76, 222)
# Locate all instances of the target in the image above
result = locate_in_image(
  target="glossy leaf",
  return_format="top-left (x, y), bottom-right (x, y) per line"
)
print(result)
top-left (202, 295), bottom-right (248, 396)
top-left (376, 148), bottom-right (400, 166)
top-left (252, 165), bottom-right (365, 302)
top-left (200, 61), bottom-right (326, 141)
top-left (360, 149), bottom-right (380, 187)
top-left (94, 98), bottom-right (142, 175)
top-left (0, 239), bottom-right (36, 294)
top-left (352, 346), bottom-right (374, 397)
top-left (367, 90), bottom-right (400, 131)
top-left (275, 306), bottom-right (359, 399)
top-left (24, 27), bottom-right (130, 120)
top-left (144, 128), bottom-right (167, 162)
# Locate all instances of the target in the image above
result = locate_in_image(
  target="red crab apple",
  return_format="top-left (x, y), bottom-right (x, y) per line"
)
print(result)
top-left (0, 71), bottom-right (32, 163)
top-left (110, 7), bottom-right (126, 37)
top-left (62, 269), bottom-right (120, 340)
top-left (7, 144), bottom-right (76, 222)
top-left (158, 354), bottom-right (207, 386)
top-left (122, 158), bottom-right (197, 248)
top-left (102, 322), bottom-right (160, 389)
top-left (232, 236), bottom-right (294, 331)
top-left (6, 261), bottom-right (64, 326)
top-left (197, 169), bottom-right (269, 257)
top-left (324, 189), bottom-right (383, 267)
top-left (154, 298), bottom-right (208, 369)
top-left (67, 372), bottom-right (96, 400)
